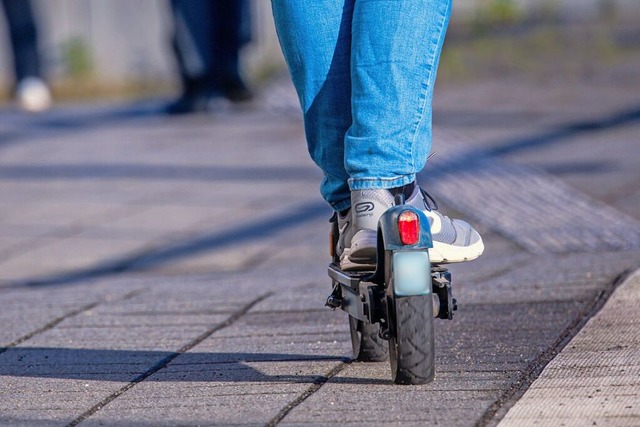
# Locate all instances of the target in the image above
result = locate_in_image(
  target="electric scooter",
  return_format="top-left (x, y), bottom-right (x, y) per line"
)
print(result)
top-left (326, 194), bottom-right (456, 385)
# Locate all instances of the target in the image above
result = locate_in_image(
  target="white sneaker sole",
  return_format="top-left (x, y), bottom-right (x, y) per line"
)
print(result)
top-left (429, 238), bottom-right (485, 264)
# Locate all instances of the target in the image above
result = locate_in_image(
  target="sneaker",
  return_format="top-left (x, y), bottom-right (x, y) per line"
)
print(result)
top-left (16, 77), bottom-right (52, 113)
top-left (335, 209), bottom-right (363, 271)
top-left (342, 184), bottom-right (483, 270)
top-left (421, 195), bottom-right (485, 264)
top-left (219, 74), bottom-right (254, 103)
top-left (347, 188), bottom-right (393, 269)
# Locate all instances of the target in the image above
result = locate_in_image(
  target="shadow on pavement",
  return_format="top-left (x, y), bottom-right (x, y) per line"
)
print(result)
top-left (0, 347), bottom-right (389, 385)
top-left (0, 101), bottom-right (162, 149)
top-left (0, 163), bottom-right (318, 182)
top-left (424, 104), bottom-right (640, 181)
top-left (531, 160), bottom-right (617, 176)
top-left (485, 105), bottom-right (640, 157)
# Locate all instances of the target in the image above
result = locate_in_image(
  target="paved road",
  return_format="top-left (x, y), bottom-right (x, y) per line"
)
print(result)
top-left (0, 66), bottom-right (638, 426)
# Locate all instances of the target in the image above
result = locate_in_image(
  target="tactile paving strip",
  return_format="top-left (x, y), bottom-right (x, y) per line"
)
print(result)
top-left (422, 134), bottom-right (640, 254)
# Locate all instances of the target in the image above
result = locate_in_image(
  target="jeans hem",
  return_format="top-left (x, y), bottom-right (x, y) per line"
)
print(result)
top-left (348, 175), bottom-right (415, 191)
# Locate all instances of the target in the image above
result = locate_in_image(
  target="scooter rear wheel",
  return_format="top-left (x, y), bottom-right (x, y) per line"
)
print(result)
top-left (388, 293), bottom-right (435, 385)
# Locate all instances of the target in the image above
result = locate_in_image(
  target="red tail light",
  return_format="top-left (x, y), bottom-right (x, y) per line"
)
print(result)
top-left (398, 210), bottom-right (419, 245)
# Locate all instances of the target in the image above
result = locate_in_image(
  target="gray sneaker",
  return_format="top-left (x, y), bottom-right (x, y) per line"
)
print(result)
top-left (335, 209), bottom-right (363, 271)
top-left (347, 189), bottom-right (396, 267)
top-left (343, 185), bottom-right (484, 270)
top-left (424, 201), bottom-right (484, 264)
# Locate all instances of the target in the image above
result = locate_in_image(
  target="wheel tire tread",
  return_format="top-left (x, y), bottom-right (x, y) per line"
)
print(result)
top-left (350, 317), bottom-right (388, 362)
top-left (391, 295), bottom-right (435, 385)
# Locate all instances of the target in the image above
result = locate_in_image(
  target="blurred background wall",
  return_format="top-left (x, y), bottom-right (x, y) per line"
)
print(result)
top-left (0, 0), bottom-right (638, 100)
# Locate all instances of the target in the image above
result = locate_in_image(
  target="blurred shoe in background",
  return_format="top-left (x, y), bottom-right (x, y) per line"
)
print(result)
top-left (15, 77), bottom-right (52, 113)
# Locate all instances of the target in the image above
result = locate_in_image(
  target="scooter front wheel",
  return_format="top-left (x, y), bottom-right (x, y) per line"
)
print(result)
top-left (349, 315), bottom-right (388, 362)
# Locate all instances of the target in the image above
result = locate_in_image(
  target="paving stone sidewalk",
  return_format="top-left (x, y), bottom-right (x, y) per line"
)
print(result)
top-left (0, 71), bottom-right (639, 426)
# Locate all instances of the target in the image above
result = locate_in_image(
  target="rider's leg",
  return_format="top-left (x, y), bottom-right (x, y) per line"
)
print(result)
top-left (345, 0), bottom-right (452, 191)
top-left (343, 0), bottom-right (481, 266)
top-left (271, 0), bottom-right (354, 213)
top-left (272, 0), bottom-right (483, 268)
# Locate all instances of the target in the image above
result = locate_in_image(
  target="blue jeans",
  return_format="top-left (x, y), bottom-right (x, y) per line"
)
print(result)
top-left (272, 0), bottom-right (452, 212)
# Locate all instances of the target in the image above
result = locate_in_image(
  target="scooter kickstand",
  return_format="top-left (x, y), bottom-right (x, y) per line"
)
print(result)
top-left (325, 282), bottom-right (342, 309)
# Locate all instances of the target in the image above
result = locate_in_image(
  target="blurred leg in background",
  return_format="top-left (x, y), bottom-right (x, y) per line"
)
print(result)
top-left (167, 0), bottom-right (253, 115)
top-left (1, 0), bottom-right (51, 112)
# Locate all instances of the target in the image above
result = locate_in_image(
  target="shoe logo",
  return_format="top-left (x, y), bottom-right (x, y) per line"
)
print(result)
top-left (355, 202), bottom-right (375, 213)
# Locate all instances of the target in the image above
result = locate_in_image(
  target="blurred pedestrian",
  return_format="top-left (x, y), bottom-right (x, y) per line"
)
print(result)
top-left (1, 0), bottom-right (52, 112)
top-left (166, 0), bottom-right (253, 115)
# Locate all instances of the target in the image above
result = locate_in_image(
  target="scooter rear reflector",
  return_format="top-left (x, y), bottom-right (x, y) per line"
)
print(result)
top-left (398, 210), bottom-right (419, 245)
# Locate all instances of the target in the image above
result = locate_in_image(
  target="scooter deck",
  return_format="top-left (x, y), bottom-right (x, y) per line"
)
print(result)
top-left (327, 263), bottom-right (372, 288)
